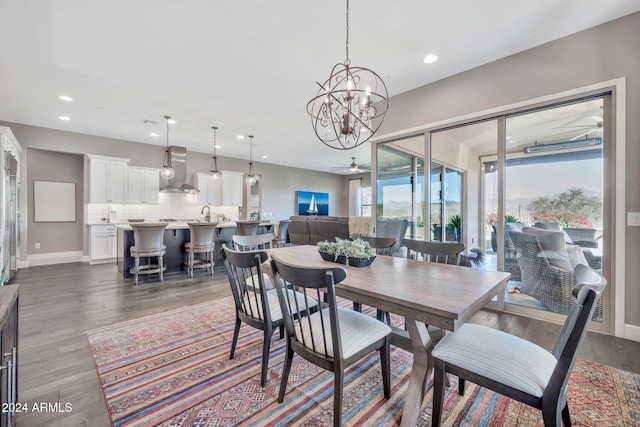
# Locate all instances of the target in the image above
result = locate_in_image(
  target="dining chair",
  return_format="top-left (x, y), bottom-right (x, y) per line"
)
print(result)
top-left (129, 223), bottom-right (168, 285)
top-left (236, 220), bottom-right (261, 236)
top-left (222, 244), bottom-right (319, 387)
top-left (401, 238), bottom-right (465, 264)
top-left (431, 264), bottom-right (607, 427)
top-left (270, 254), bottom-right (392, 427)
top-left (272, 219), bottom-right (291, 247)
top-left (353, 236), bottom-right (396, 323)
top-left (232, 232), bottom-right (276, 251)
top-left (184, 222), bottom-right (217, 278)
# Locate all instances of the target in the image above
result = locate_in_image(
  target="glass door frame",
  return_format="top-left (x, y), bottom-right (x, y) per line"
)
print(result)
top-left (370, 79), bottom-right (626, 337)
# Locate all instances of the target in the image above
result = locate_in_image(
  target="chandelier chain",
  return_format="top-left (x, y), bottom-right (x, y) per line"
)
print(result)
top-left (345, 0), bottom-right (349, 64)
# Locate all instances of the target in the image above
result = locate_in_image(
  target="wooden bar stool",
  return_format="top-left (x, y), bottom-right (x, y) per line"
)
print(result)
top-left (129, 223), bottom-right (168, 285)
top-left (272, 219), bottom-right (291, 247)
top-left (185, 222), bottom-right (218, 278)
top-left (236, 220), bottom-right (261, 236)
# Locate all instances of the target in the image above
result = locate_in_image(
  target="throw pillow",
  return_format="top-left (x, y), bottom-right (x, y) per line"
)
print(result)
top-left (522, 226), bottom-right (573, 271)
top-left (533, 221), bottom-right (574, 244)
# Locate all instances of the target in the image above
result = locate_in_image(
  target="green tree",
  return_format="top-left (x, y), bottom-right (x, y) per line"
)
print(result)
top-left (527, 187), bottom-right (602, 224)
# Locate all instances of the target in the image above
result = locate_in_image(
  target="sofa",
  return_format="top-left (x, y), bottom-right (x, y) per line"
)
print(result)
top-left (287, 216), bottom-right (350, 245)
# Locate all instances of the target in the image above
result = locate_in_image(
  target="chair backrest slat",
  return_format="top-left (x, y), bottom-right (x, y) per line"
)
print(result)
top-left (232, 232), bottom-right (276, 251)
top-left (222, 244), bottom-right (271, 323)
top-left (270, 255), bottom-right (346, 359)
top-left (546, 263), bottom-right (606, 401)
top-left (401, 238), bottom-right (465, 265)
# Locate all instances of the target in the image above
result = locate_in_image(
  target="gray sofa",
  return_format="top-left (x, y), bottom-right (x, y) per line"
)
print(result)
top-left (287, 216), bottom-right (350, 245)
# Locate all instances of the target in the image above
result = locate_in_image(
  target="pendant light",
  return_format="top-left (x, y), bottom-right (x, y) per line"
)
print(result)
top-left (160, 115), bottom-right (176, 180)
top-left (246, 135), bottom-right (257, 184)
top-left (210, 126), bottom-right (222, 179)
top-left (307, 0), bottom-right (389, 150)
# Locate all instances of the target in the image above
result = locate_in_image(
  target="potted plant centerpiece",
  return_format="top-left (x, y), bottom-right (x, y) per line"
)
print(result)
top-left (317, 237), bottom-right (376, 267)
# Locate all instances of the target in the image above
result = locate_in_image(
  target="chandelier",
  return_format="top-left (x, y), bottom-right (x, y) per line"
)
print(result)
top-left (210, 126), bottom-right (221, 179)
top-left (246, 135), bottom-right (257, 184)
top-left (307, 0), bottom-right (389, 150)
top-left (160, 115), bottom-right (176, 180)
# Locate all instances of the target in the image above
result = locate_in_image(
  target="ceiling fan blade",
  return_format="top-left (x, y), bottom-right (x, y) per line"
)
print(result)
top-left (569, 128), bottom-right (599, 141)
top-left (550, 125), bottom-right (595, 129)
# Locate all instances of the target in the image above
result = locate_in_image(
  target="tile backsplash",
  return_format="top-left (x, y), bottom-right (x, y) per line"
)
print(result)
top-left (87, 192), bottom-right (240, 224)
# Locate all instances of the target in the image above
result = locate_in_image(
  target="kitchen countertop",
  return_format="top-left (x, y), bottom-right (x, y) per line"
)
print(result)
top-left (112, 221), bottom-right (274, 230)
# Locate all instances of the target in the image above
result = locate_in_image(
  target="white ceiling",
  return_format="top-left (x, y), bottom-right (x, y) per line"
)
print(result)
top-left (1, 1), bottom-right (638, 175)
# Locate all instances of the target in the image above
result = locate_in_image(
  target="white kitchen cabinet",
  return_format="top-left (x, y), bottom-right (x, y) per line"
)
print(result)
top-left (194, 173), bottom-right (222, 205)
top-left (128, 166), bottom-right (159, 204)
top-left (222, 170), bottom-right (244, 207)
top-left (86, 154), bottom-right (130, 203)
top-left (90, 225), bottom-right (117, 264)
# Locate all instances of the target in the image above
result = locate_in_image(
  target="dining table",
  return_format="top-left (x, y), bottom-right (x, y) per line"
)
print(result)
top-left (266, 245), bottom-right (510, 427)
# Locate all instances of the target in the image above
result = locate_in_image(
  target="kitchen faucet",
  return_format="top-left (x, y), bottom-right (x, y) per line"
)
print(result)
top-left (201, 205), bottom-right (211, 222)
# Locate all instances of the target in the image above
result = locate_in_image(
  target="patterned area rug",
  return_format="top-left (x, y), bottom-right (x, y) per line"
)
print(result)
top-left (86, 296), bottom-right (640, 426)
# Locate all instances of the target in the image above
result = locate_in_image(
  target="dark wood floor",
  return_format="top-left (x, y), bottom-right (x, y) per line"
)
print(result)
top-left (11, 261), bottom-right (640, 426)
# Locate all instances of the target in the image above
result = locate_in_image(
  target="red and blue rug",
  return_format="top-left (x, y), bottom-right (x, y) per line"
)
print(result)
top-left (86, 296), bottom-right (640, 426)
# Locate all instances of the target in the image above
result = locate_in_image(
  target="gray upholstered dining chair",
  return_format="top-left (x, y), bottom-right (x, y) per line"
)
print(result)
top-left (353, 236), bottom-right (396, 323)
top-left (235, 220), bottom-right (261, 236)
top-left (222, 244), bottom-right (318, 387)
top-left (232, 232), bottom-right (276, 251)
top-left (431, 264), bottom-right (607, 427)
top-left (401, 238), bottom-right (465, 264)
top-left (184, 222), bottom-right (217, 278)
top-left (129, 223), bottom-right (168, 285)
top-left (270, 254), bottom-right (392, 427)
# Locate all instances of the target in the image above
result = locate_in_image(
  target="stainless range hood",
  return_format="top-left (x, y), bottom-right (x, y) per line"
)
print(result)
top-left (159, 146), bottom-right (200, 194)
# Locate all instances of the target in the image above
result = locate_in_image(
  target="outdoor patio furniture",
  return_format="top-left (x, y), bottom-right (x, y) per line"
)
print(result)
top-left (509, 228), bottom-right (602, 320)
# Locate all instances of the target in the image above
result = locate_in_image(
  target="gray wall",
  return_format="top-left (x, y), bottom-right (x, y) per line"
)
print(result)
top-left (378, 12), bottom-right (640, 327)
top-left (1, 121), bottom-right (349, 259)
top-left (27, 149), bottom-right (84, 255)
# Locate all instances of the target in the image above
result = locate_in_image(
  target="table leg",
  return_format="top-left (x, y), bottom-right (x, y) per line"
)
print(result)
top-left (400, 318), bottom-right (434, 427)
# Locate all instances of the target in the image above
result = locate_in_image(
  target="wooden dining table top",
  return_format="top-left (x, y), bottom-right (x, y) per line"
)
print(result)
top-left (267, 245), bottom-right (511, 331)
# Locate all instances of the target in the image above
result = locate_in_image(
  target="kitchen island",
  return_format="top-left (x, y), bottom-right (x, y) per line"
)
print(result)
top-left (116, 221), bottom-right (274, 279)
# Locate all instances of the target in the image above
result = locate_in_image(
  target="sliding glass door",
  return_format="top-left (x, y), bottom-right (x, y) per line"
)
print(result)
top-left (372, 92), bottom-right (612, 332)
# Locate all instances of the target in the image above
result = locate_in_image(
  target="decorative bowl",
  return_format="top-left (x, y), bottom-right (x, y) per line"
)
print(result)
top-left (319, 251), bottom-right (376, 267)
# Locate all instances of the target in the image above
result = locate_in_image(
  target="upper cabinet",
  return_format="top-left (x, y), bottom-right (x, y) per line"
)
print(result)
top-left (194, 173), bottom-right (222, 206)
top-left (128, 166), bottom-right (159, 204)
top-left (222, 170), bottom-right (244, 207)
top-left (86, 154), bottom-right (130, 203)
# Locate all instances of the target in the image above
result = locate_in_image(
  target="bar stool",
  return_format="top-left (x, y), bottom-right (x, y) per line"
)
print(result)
top-left (236, 220), bottom-right (261, 236)
top-left (130, 223), bottom-right (168, 285)
top-left (272, 219), bottom-right (291, 247)
top-left (185, 222), bottom-right (218, 278)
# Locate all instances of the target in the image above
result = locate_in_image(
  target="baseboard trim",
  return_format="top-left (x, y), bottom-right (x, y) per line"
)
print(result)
top-left (624, 324), bottom-right (640, 342)
top-left (28, 251), bottom-right (84, 266)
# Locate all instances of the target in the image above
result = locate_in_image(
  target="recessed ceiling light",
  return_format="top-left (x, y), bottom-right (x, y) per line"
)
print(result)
top-left (423, 54), bottom-right (438, 64)
top-left (237, 135), bottom-right (245, 139)
top-left (261, 155), bottom-right (268, 159)
top-left (58, 95), bottom-right (73, 102)
top-left (150, 133), bottom-right (159, 137)
top-left (167, 118), bottom-right (176, 124)
top-left (59, 116), bottom-right (71, 121)
top-left (215, 144), bottom-right (221, 148)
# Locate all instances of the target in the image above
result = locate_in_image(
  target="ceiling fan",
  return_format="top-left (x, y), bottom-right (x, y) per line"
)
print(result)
top-left (331, 157), bottom-right (371, 173)
top-left (546, 115), bottom-right (603, 141)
